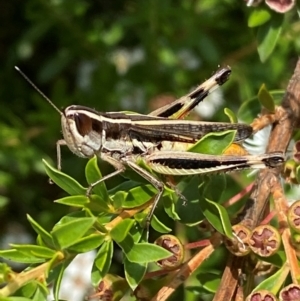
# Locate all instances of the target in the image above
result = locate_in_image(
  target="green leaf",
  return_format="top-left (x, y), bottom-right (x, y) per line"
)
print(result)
top-left (27, 215), bottom-right (54, 248)
top-left (129, 223), bottom-right (144, 243)
top-left (43, 159), bottom-right (86, 195)
top-left (110, 219), bottom-right (135, 243)
top-left (124, 258), bottom-right (147, 291)
top-left (123, 184), bottom-right (156, 208)
top-left (54, 195), bottom-right (89, 207)
top-left (237, 97), bottom-right (261, 124)
top-left (199, 198), bottom-right (233, 239)
top-left (163, 194), bottom-right (181, 221)
top-left (32, 284), bottom-right (49, 301)
top-left (257, 14), bottom-right (283, 62)
top-left (47, 257), bottom-right (72, 284)
top-left (51, 217), bottom-right (95, 249)
top-left (248, 7), bottom-right (272, 27)
top-left (109, 180), bottom-right (140, 195)
top-left (188, 131), bottom-right (236, 155)
top-left (256, 249), bottom-right (286, 267)
top-left (16, 281), bottom-right (48, 301)
top-left (203, 175), bottom-right (227, 204)
top-left (54, 211), bottom-right (87, 223)
top-left (238, 91), bottom-right (284, 123)
top-left (91, 240), bottom-right (113, 286)
top-left (86, 194), bottom-right (112, 213)
top-left (67, 234), bottom-right (105, 253)
top-left (0, 249), bottom-right (45, 264)
top-left (9, 244), bottom-right (56, 259)
top-left (85, 156), bottom-right (109, 201)
top-left (258, 84), bottom-right (275, 112)
top-left (14, 281), bottom-right (37, 298)
top-left (253, 262), bottom-right (289, 294)
top-left (111, 190), bottom-right (127, 210)
top-left (195, 273), bottom-right (221, 293)
top-left (127, 243), bottom-right (172, 263)
top-left (53, 260), bottom-right (68, 301)
top-left (175, 177), bottom-right (205, 225)
top-left (223, 108), bottom-right (237, 124)
top-left (150, 215), bottom-right (172, 233)
top-left (120, 234), bottom-right (172, 263)
top-left (0, 263), bottom-right (12, 283)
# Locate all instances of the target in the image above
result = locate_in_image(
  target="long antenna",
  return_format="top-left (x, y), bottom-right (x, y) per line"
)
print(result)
top-left (15, 66), bottom-right (63, 116)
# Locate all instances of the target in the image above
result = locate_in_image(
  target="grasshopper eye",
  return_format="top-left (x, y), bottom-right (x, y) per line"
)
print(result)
top-left (73, 113), bottom-right (93, 136)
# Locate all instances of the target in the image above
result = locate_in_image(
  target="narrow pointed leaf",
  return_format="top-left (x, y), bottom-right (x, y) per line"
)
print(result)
top-left (27, 215), bottom-right (54, 247)
top-left (86, 194), bottom-right (111, 213)
top-left (32, 285), bottom-right (48, 301)
top-left (123, 184), bottom-right (156, 208)
top-left (110, 219), bottom-right (135, 243)
top-left (53, 260), bottom-right (68, 301)
top-left (17, 281), bottom-right (37, 299)
top-left (124, 258), bottom-right (147, 291)
top-left (258, 84), bottom-right (275, 112)
top-left (54, 195), bottom-right (89, 207)
top-left (199, 198), bottom-right (233, 239)
top-left (91, 240), bottom-right (113, 286)
top-left (163, 194), bottom-right (180, 221)
top-left (65, 234), bottom-right (105, 253)
top-left (237, 97), bottom-right (261, 124)
top-left (151, 215), bottom-right (172, 233)
top-left (175, 177), bottom-right (204, 225)
top-left (0, 249), bottom-right (45, 263)
top-left (43, 159), bottom-right (86, 195)
top-left (114, 232), bottom-right (171, 263)
top-left (203, 174), bottom-right (227, 204)
top-left (109, 180), bottom-right (140, 195)
top-left (85, 156), bottom-right (109, 201)
top-left (253, 262), bottom-right (289, 294)
top-left (257, 14), bottom-right (283, 62)
top-left (9, 244), bottom-right (56, 259)
top-left (111, 190), bottom-right (127, 210)
top-left (51, 217), bottom-right (95, 249)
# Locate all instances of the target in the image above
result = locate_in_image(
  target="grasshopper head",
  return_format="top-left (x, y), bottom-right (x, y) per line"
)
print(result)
top-left (62, 105), bottom-right (103, 158)
top-left (14, 67), bottom-right (104, 160)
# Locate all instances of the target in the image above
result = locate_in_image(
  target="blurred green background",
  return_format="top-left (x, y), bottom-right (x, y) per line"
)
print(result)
top-left (0, 0), bottom-right (298, 237)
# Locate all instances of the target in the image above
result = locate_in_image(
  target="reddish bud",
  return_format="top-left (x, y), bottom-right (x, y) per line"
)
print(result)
top-left (246, 290), bottom-right (278, 301)
top-left (249, 225), bottom-right (281, 257)
top-left (224, 225), bottom-right (251, 256)
top-left (154, 235), bottom-right (184, 269)
top-left (280, 284), bottom-right (300, 301)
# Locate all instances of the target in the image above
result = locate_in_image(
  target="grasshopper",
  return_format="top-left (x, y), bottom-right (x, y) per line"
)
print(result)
top-left (16, 66), bottom-right (284, 224)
